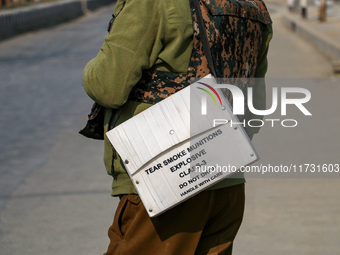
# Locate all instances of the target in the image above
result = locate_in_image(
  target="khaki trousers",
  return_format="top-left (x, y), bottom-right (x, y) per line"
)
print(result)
top-left (104, 184), bottom-right (245, 255)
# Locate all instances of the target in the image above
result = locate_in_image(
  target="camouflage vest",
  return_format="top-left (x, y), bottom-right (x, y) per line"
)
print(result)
top-left (129, 0), bottom-right (272, 121)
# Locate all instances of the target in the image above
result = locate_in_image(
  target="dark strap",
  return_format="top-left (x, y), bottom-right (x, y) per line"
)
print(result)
top-left (109, 107), bottom-right (123, 130)
top-left (193, 0), bottom-right (217, 78)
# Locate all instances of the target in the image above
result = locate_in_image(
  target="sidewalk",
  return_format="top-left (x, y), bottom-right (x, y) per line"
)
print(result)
top-left (280, 2), bottom-right (340, 72)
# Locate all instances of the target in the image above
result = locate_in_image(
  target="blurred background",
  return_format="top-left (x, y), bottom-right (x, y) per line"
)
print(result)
top-left (0, 0), bottom-right (339, 254)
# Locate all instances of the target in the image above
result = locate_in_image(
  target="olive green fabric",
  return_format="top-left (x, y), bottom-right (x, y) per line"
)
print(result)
top-left (83, 0), bottom-right (193, 108)
top-left (83, 0), bottom-right (273, 196)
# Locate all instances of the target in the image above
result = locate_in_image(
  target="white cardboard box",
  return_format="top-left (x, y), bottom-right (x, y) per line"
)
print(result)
top-left (106, 75), bottom-right (259, 217)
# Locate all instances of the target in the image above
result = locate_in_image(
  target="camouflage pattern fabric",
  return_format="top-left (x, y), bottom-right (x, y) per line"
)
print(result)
top-left (129, 69), bottom-right (190, 104)
top-left (129, 0), bottom-right (272, 120)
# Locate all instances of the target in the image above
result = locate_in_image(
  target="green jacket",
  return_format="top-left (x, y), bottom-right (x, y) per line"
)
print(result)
top-left (83, 0), bottom-right (273, 196)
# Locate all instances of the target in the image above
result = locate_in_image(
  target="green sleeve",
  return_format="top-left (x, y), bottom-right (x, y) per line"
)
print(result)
top-left (82, 0), bottom-right (167, 109)
top-left (255, 23), bottom-right (273, 78)
top-left (245, 23), bottom-right (273, 137)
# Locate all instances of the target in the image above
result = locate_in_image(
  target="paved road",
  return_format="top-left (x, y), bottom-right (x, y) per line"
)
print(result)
top-left (0, 5), bottom-right (119, 254)
top-left (234, 5), bottom-right (340, 255)
top-left (0, 3), bottom-right (339, 255)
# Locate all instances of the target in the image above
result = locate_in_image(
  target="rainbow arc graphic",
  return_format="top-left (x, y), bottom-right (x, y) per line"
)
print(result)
top-left (196, 82), bottom-right (222, 115)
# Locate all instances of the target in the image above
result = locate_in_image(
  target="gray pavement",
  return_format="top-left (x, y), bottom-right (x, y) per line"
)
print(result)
top-left (233, 4), bottom-right (340, 255)
top-left (0, 2), bottom-right (339, 255)
top-left (0, 5), bottom-right (119, 254)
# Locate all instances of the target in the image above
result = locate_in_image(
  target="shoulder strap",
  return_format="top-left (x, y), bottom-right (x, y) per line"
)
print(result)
top-left (193, 0), bottom-right (217, 78)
